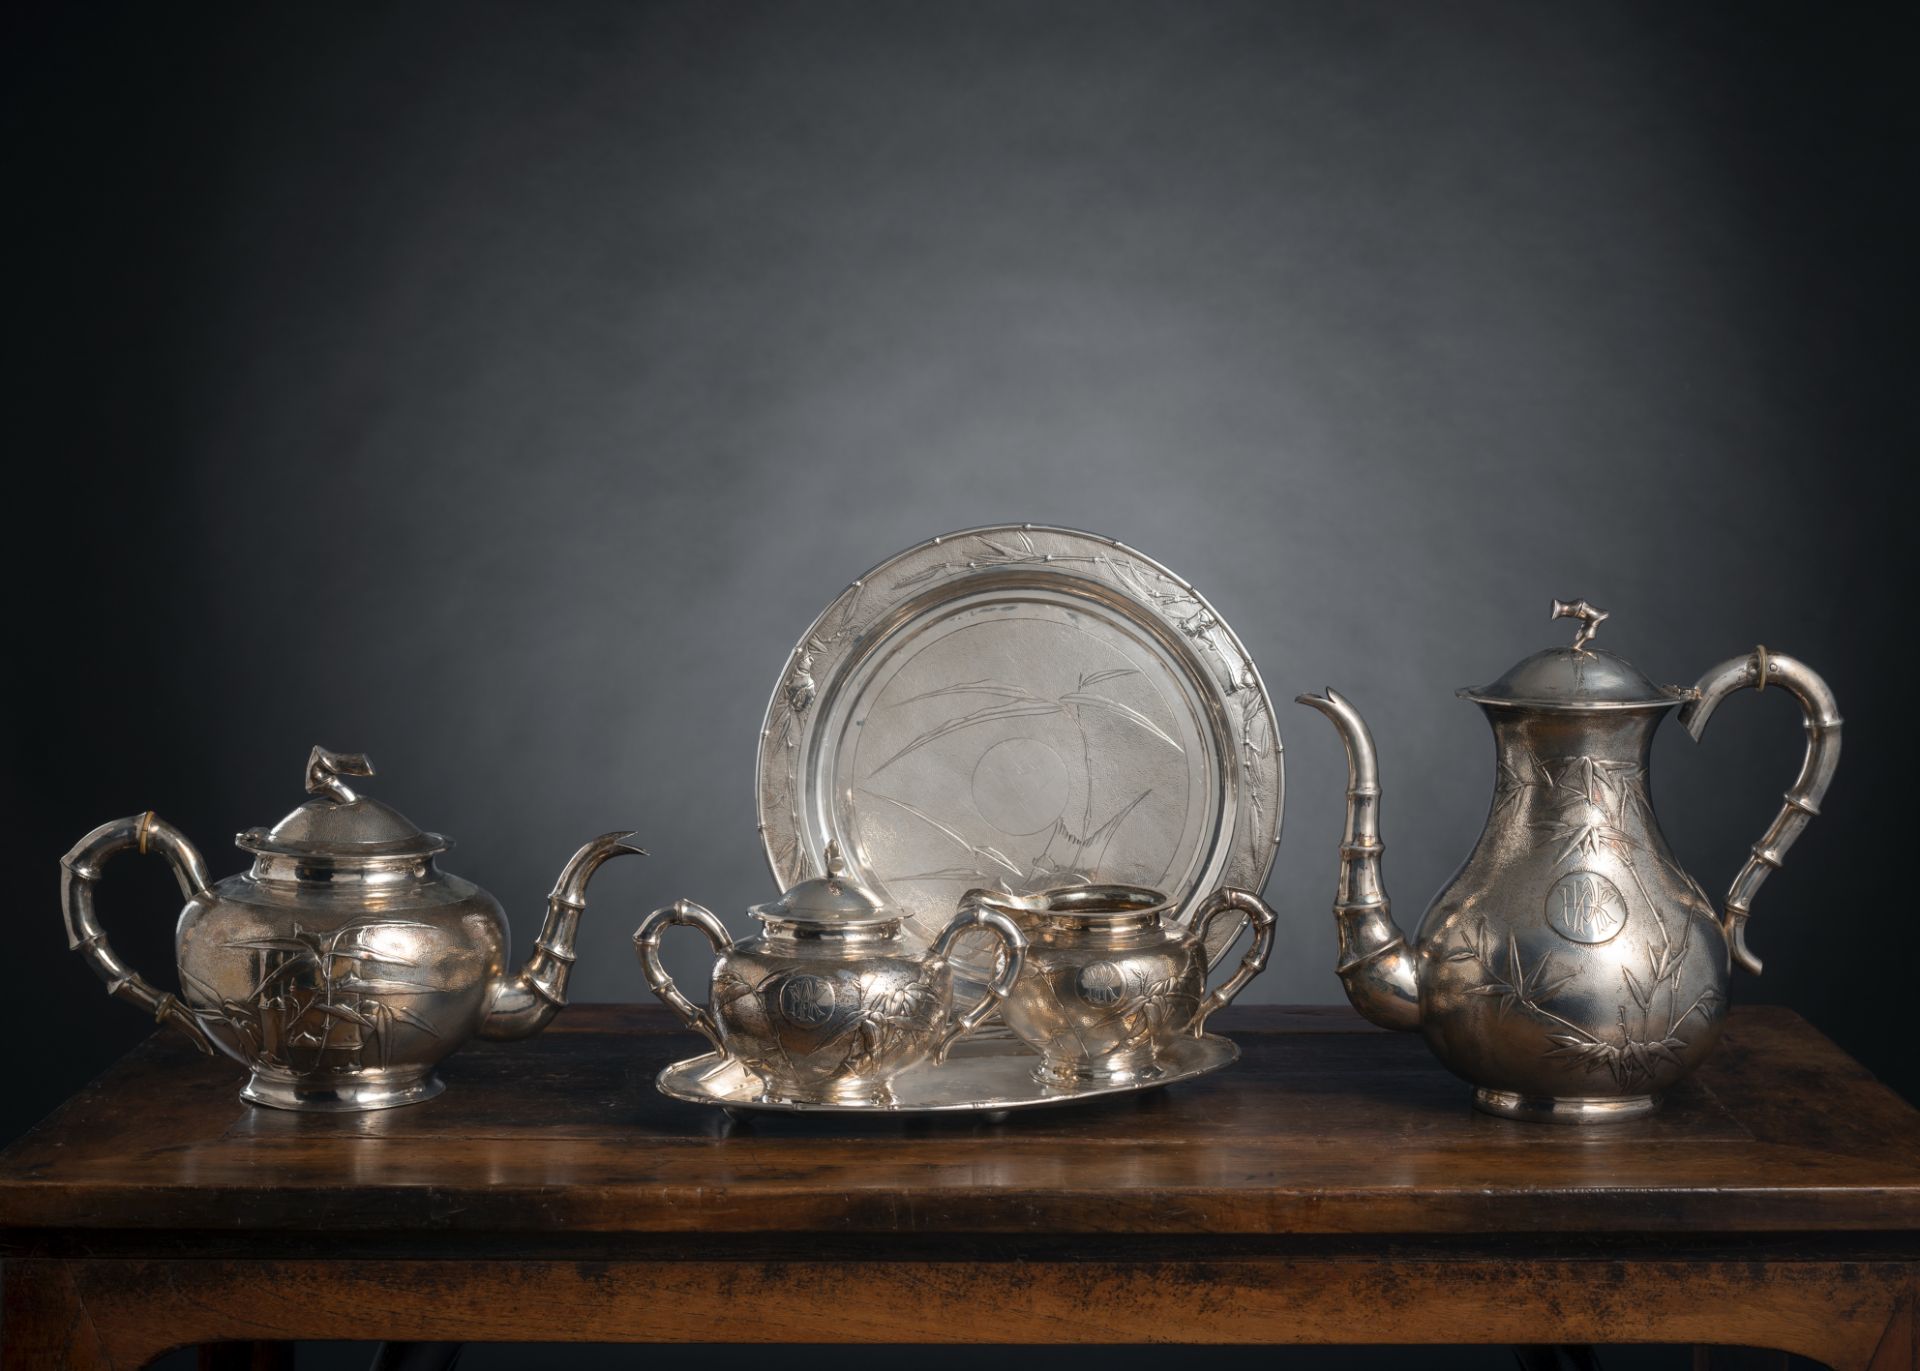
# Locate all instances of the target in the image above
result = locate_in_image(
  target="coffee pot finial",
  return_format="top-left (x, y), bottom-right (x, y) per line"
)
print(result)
top-left (1550, 598), bottom-right (1609, 653)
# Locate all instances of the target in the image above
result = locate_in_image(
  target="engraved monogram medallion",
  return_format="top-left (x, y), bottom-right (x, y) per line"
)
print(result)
top-left (1075, 960), bottom-right (1127, 1007)
top-left (1545, 870), bottom-right (1630, 944)
top-left (778, 974), bottom-right (838, 1027)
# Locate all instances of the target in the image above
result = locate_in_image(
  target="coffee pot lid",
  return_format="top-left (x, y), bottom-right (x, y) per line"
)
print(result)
top-left (236, 746), bottom-right (451, 861)
top-left (750, 841), bottom-right (899, 930)
top-left (1460, 600), bottom-right (1694, 711)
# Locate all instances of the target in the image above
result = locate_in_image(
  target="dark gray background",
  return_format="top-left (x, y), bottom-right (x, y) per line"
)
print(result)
top-left (9, 2), bottom-right (1914, 1365)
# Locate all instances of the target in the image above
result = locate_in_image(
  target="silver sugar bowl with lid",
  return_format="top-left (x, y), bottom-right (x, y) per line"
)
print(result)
top-left (961, 883), bottom-right (1277, 1087)
top-left (59, 746), bottom-right (642, 1111)
top-left (634, 842), bottom-right (1027, 1105)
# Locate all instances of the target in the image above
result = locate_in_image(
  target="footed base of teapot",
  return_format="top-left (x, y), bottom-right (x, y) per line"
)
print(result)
top-left (241, 1069), bottom-right (445, 1113)
top-left (1473, 1087), bottom-right (1657, 1124)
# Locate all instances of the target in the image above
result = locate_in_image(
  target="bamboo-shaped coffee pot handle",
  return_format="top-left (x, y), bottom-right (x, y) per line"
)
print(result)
top-left (1679, 648), bottom-right (1842, 976)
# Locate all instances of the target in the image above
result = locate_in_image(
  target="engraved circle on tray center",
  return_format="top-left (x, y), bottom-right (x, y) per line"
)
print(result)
top-left (1545, 869), bottom-right (1630, 944)
top-left (971, 737), bottom-right (1072, 836)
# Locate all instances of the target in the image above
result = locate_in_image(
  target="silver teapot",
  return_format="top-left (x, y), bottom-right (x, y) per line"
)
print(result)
top-left (634, 843), bottom-right (1027, 1104)
top-left (59, 746), bottom-right (642, 1111)
top-left (959, 884), bottom-right (1276, 1086)
top-left (1297, 600), bottom-right (1840, 1122)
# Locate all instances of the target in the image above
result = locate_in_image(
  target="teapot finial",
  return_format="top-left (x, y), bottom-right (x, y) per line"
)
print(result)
top-left (823, 838), bottom-right (848, 884)
top-left (1551, 598), bottom-right (1609, 654)
top-left (304, 746), bottom-right (375, 804)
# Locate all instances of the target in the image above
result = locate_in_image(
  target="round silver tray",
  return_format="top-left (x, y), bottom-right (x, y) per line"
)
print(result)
top-left (656, 1032), bottom-right (1238, 1115)
top-left (756, 524), bottom-right (1283, 977)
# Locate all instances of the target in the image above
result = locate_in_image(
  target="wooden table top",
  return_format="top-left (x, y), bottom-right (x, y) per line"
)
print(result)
top-left (2, 1004), bottom-right (1916, 1241)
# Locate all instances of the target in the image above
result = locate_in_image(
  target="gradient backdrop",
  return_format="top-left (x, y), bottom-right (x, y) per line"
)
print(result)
top-left (11, 3), bottom-right (1914, 1366)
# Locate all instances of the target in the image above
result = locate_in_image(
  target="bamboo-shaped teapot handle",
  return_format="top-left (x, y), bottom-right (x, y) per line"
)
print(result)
top-left (1679, 648), bottom-right (1842, 976)
top-left (59, 813), bottom-right (219, 1054)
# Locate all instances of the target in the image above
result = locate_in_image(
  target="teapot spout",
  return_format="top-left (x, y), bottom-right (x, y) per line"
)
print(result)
top-left (1295, 690), bottom-right (1421, 1032)
top-left (479, 832), bottom-right (646, 1041)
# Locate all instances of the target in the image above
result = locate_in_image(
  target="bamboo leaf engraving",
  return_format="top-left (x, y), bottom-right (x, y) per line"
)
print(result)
top-left (200, 917), bottom-right (444, 1076)
top-left (1058, 692), bottom-right (1183, 752)
top-left (864, 791), bottom-right (1025, 878)
top-left (888, 679), bottom-right (1042, 706)
top-left (383, 1003), bottom-right (441, 1035)
top-left (1057, 788), bottom-right (1154, 878)
top-left (1445, 908), bottom-right (1717, 1093)
top-left (868, 699), bottom-right (1065, 775)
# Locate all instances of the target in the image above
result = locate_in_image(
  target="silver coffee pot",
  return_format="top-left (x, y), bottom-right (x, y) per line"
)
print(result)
top-left (59, 746), bottom-right (641, 1111)
top-left (634, 842), bottom-right (1027, 1105)
top-left (1297, 600), bottom-right (1841, 1122)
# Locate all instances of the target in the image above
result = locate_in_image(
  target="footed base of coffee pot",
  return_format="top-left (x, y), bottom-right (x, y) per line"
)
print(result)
top-left (1473, 1087), bottom-right (1658, 1124)
top-left (241, 1068), bottom-right (445, 1112)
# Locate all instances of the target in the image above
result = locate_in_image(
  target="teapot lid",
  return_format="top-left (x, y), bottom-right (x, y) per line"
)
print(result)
top-left (749, 840), bottom-right (899, 930)
top-left (235, 746), bottom-right (451, 862)
top-left (1460, 600), bottom-right (1695, 712)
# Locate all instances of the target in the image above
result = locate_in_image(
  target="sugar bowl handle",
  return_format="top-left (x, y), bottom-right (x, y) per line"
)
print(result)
top-left (633, 899), bottom-right (735, 1053)
top-left (1188, 887), bottom-right (1278, 1035)
top-left (929, 902), bottom-right (1029, 1063)
top-left (59, 813), bottom-right (219, 1055)
top-left (1680, 648), bottom-right (1842, 977)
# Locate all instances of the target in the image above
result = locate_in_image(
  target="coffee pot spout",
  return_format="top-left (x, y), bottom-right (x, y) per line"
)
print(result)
top-left (479, 832), bottom-right (646, 1040)
top-left (1295, 689), bottom-right (1421, 1032)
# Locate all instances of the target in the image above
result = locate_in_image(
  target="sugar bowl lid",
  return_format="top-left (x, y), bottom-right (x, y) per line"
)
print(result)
top-left (1460, 599), bottom-right (1694, 712)
top-left (236, 746), bottom-right (451, 862)
top-left (749, 841), bottom-right (900, 931)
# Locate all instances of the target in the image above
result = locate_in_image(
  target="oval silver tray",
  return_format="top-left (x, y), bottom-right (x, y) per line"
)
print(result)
top-left (756, 524), bottom-right (1283, 978)
top-left (656, 1032), bottom-right (1238, 1115)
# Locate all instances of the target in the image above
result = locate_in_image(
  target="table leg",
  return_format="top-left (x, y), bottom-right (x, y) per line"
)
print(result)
top-left (1867, 1293), bottom-right (1917, 1371)
top-left (1, 1258), bottom-right (113, 1369)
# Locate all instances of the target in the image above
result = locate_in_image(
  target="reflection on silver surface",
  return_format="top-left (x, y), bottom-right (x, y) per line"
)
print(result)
top-left (757, 524), bottom-right (1284, 978)
top-left (657, 1030), bottom-right (1238, 1115)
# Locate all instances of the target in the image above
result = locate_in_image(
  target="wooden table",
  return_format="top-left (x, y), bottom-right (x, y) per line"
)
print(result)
top-left (1, 1005), bottom-right (1916, 1370)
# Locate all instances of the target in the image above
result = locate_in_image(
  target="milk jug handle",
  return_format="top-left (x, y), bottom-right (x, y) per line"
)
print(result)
top-left (1679, 649), bottom-right (1841, 976)
top-left (1189, 887), bottom-right (1278, 1035)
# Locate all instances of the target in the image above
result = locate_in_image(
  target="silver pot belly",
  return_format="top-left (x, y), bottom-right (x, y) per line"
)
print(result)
top-left (710, 943), bottom-right (956, 1105)
top-left (175, 872), bottom-right (505, 1111)
top-left (1000, 940), bottom-right (1207, 1087)
top-left (1415, 710), bottom-right (1730, 1119)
